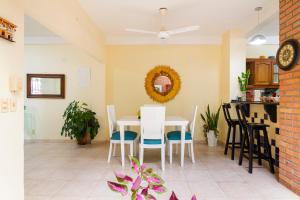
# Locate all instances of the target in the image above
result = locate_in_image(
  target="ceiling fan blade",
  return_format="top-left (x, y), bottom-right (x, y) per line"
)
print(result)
top-left (125, 28), bottom-right (157, 35)
top-left (167, 26), bottom-right (200, 35)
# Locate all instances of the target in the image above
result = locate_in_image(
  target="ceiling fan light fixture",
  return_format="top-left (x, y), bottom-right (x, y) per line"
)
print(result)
top-left (249, 6), bottom-right (266, 46)
top-left (158, 31), bottom-right (169, 39)
top-left (159, 8), bottom-right (168, 16)
top-left (249, 34), bottom-right (267, 45)
top-left (125, 7), bottom-right (200, 40)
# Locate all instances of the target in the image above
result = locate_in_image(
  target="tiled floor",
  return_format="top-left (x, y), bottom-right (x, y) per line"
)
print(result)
top-left (25, 142), bottom-right (299, 200)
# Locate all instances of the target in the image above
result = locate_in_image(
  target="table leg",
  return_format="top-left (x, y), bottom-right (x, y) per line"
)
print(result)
top-left (181, 125), bottom-right (186, 167)
top-left (120, 125), bottom-right (125, 167)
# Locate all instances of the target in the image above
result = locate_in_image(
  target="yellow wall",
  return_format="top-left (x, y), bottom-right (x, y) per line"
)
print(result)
top-left (106, 45), bottom-right (223, 141)
top-left (0, 0), bottom-right (24, 199)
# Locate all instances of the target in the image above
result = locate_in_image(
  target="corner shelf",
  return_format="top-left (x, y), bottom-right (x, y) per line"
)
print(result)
top-left (0, 35), bottom-right (15, 42)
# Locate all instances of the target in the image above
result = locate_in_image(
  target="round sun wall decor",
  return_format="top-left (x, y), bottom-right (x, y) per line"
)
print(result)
top-left (144, 65), bottom-right (181, 103)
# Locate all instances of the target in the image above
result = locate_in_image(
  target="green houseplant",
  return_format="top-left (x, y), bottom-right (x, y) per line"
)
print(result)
top-left (238, 70), bottom-right (250, 101)
top-left (200, 104), bottom-right (221, 147)
top-left (61, 101), bottom-right (100, 145)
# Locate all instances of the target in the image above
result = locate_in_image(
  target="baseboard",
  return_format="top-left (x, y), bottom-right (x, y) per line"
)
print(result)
top-left (24, 139), bottom-right (108, 144)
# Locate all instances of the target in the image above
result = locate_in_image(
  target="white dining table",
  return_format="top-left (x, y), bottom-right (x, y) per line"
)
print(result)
top-left (117, 116), bottom-right (189, 167)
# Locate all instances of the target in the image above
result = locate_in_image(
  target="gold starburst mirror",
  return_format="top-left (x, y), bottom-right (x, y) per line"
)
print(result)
top-left (145, 65), bottom-right (181, 103)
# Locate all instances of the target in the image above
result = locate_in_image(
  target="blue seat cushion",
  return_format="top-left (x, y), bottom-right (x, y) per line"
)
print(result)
top-left (140, 136), bottom-right (166, 144)
top-left (111, 131), bottom-right (138, 141)
top-left (167, 131), bottom-right (192, 140)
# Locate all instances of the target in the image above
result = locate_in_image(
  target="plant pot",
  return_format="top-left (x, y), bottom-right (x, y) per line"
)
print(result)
top-left (207, 130), bottom-right (218, 147)
top-left (77, 132), bottom-right (91, 145)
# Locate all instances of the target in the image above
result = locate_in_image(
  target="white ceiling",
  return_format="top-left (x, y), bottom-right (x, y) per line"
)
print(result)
top-left (78, 0), bottom-right (278, 44)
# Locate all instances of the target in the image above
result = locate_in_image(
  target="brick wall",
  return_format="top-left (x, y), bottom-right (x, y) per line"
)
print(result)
top-left (279, 0), bottom-right (300, 195)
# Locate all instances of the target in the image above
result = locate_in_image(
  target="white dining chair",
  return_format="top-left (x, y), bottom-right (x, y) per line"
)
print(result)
top-left (139, 106), bottom-right (166, 170)
top-left (167, 106), bottom-right (198, 164)
top-left (107, 105), bottom-right (138, 163)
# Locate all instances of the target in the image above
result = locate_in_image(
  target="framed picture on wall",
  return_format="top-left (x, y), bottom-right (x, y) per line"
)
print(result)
top-left (27, 74), bottom-right (65, 99)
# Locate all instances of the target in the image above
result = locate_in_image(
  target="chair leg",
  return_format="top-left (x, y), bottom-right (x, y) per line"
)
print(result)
top-left (263, 127), bottom-right (275, 174)
top-left (224, 126), bottom-right (231, 155)
top-left (169, 143), bottom-right (173, 164)
top-left (176, 144), bottom-right (178, 155)
top-left (113, 143), bottom-right (117, 156)
top-left (191, 142), bottom-right (195, 163)
top-left (133, 140), bottom-right (137, 156)
top-left (107, 142), bottom-right (112, 163)
top-left (248, 127), bottom-right (254, 174)
top-left (231, 125), bottom-right (236, 160)
top-left (161, 145), bottom-right (165, 171)
top-left (139, 146), bottom-right (144, 165)
top-left (256, 130), bottom-right (262, 165)
top-left (239, 124), bottom-right (243, 145)
top-left (166, 142), bottom-right (169, 156)
top-left (188, 143), bottom-right (191, 158)
top-left (239, 128), bottom-right (247, 165)
top-left (130, 142), bottom-right (133, 157)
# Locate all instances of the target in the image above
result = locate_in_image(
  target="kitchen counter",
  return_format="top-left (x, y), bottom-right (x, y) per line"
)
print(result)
top-left (231, 100), bottom-right (278, 123)
top-left (231, 100), bottom-right (279, 105)
top-left (230, 100), bottom-right (280, 168)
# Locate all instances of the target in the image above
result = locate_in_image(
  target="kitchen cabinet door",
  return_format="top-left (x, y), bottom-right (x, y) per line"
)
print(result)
top-left (253, 60), bottom-right (272, 85)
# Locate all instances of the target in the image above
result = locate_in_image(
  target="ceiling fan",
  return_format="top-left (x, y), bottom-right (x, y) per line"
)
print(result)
top-left (125, 8), bottom-right (200, 40)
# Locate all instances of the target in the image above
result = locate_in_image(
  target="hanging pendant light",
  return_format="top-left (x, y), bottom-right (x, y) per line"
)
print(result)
top-left (249, 7), bottom-right (267, 45)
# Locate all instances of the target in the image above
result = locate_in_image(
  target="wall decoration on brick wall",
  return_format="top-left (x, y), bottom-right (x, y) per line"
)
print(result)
top-left (0, 17), bottom-right (17, 42)
top-left (276, 39), bottom-right (299, 71)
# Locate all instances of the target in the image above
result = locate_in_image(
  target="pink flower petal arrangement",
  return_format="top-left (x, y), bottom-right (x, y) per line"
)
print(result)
top-left (107, 156), bottom-right (197, 200)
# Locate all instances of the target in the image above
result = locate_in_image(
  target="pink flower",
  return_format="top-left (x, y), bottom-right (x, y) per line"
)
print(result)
top-left (191, 195), bottom-right (197, 200)
top-left (141, 163), bottom-right (146, 171)
top-left (147, 176), bottom-right (160, 183)
top-left (169, 191), bottom-right (179, 200)
top-left (141, 187), bottom-right (148, 196)
top-left (114, 172), bottom-right (133, 183)
top-left (146, 194), bottom-right (157, 200)
top-left (151, 185), bottom-right (166, 194)
top-left (136, 194), bottom-right (143, 200)
top-left (130, 156), bottom-right (141, 173)
top-left (131, 176), bottom-right (142, 191)
top-left (107, 181), bottom-right (128, 196)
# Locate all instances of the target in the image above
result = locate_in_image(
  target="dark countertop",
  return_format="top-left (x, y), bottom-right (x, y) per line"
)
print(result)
top-left (231, 100), bottom-right (280, 106)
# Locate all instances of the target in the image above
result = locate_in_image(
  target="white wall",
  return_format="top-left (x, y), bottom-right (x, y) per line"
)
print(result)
top-left (221, 30), bottom-right (247, 101)
top-left (229, 31), bottom-right (247, 100)
top-left (0, 0), bottom-right (24, 199)
top-left (25, 44), bottom-right (106, 141)
top-left (246, 44), bottom-right (279, 58)
top-left (219, 30), bottom-right (246, 143)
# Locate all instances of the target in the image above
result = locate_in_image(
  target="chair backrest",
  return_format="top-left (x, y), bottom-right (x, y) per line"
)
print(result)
top-left (107, 105), bottom-right (117, 137)
top-left (140, 106), bottom-right (165, 144)
top-left (222, 103), bottom-right (233, 126)
top-left (189, 105), bottom-right (198, 138)
top-left (235, 104), bottom-right (248, 131)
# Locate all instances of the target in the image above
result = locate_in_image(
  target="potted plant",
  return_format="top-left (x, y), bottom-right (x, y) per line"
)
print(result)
top-left (108, 156), bottom-right (197, 200)
top-left (61, 101), bottom-right (100, 145)
top-left (238, 70), bottom-right (250, 101)
top-left (200, 105), bottom-right (221, 147)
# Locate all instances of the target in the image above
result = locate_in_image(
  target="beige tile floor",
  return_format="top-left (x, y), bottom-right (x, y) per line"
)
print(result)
top-left (25, 142), bottom-right (299, 200)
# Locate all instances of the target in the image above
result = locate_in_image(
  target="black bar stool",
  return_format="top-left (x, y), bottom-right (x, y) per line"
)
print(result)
top-left (235, 104), bottom-right (275, 174)
top-left (222, 103), bottom-right (243, 160)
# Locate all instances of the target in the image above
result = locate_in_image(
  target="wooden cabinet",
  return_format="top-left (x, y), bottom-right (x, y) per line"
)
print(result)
top-left (246, 58), bottom-right (279, 89)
